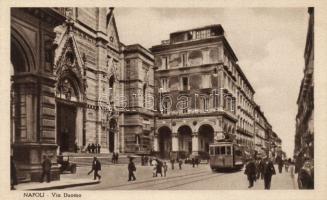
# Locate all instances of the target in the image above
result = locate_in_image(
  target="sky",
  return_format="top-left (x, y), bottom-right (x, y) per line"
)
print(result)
top-left (114, 7), bottom-right (309, 157)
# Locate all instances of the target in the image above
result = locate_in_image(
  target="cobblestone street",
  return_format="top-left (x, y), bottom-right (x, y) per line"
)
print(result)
top-left (61, 164), bottom-right (297, 190)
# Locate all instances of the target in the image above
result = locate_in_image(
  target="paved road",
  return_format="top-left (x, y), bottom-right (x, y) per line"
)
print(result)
top-left (63, 164), bottom-right (297, 190)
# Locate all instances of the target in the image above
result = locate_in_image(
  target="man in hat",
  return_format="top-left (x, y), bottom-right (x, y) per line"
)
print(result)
top-left (128, 158), bottom-right (136, 181)
top-left (244, 158), bottom-right (256, 188)
top-left (262, 157), bottom-right (276, 189)
top-left (88, 157), bottom-right (101, 180)
top-left (40, 155), bottom-right (52, 183)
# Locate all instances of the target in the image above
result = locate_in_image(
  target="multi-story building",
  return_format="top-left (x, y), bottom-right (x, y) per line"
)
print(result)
top-left (235, 64), bottom-right (255, 153)
top-left (10, 7), bottom-right (155, 182)
top-left (151, 25), bottom-right (260, 158)
top-left (10, 8), bottom-right (284, 182)
top-left (254, 104), bottom-right (268, 157)
top-left (122, 44), bottom-right (155, 154)
top-left (294, 7), bottom-right (314, 161)
top-left (11, 8), bottom-right (66, 181)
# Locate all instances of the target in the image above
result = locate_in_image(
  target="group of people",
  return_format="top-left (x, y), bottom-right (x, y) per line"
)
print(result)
top-left (111, 152), bottom-right (119, 164)
top-left (151, 159), bottom-right (168, 177)
top-left (87, 143), bottom-right (101, 154)
top-left (170, 158), bottom-right (183, 170)
top-left (244, 157), bottom-right (276, 189)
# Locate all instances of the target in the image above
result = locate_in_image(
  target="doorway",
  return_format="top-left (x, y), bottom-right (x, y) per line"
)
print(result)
top-left (57, 103), bottom-right (76, 152)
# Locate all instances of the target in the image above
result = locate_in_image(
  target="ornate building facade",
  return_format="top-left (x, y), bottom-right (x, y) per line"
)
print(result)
top-left (11, 8), bottom-right (66, 182)
top-left (294, 7), bottom-right (314, 161)
top-left (10, 8), bottom-right (283, 182)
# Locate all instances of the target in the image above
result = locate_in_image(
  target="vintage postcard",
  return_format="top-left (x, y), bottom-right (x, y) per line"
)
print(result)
top-left (0, 0), bottom-right (326, 200)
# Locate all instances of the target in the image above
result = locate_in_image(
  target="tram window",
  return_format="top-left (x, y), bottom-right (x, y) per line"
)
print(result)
top-left (226, 146), bottom-right (231, 155)
top-left (221, 146), bottom-right (226, 155)
top-left (215, 147), bottom-right (220, 155)
top-left (210, 147), bottom-right (214, 155)
top-left (235, 150), bottom-right (242, 156)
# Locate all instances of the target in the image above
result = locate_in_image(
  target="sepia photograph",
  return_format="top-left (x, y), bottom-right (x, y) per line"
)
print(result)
top-left (2, 1), bottom-right (325, 198)
top-left (7, 6), bottom-right (315, 191)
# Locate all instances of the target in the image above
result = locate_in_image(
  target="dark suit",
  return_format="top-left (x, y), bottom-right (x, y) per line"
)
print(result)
top-left (88, 159), bottom-right (101, 180)
top-left (128, 161), bottom-right (136, 181)
top-left (11, 157), bottom-right (18, 189)
top-left (263, 160), bottom-right (276, 189)
top-left (40, 157), bottom-right (52, 183)
top-left (245, 160), bottom-right (256, 188)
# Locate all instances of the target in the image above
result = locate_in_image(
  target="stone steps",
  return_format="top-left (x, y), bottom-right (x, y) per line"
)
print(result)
top-left (61, 153), bottom-right (142, 167)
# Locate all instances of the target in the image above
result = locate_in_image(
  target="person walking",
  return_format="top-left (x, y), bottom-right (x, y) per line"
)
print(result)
top-left (163, 162), bottom-right (168, 177)
top-left (10, 156), bottom-right (18, 190)
top-left (244, 158), bottom-right (256, 188)
top-left (170, 158), bottom-right (175, 170)
top-left (40, 155), bottom-right (52, 183)
top-left (128, 158), bottom-right (136, 181)
top-left (112, 152), bottom-right (116, 164)
top-left (156, 159), bottom-right (163, 177)
top-left (88, 157), bottom-right (101, 180)
top-left (87, 144), bottom-right (91, 153)
top-left (91, 143), bottom-right (96, 154)
top-left (256, 158), bottom-right (264, 180)
top-left (195, 157), bottom-right (199, 167)
top-left (192, 158), bottom-right (195, 168)
top-left (97, 144), bottom-right (101, 154)
top-left (285, 158), bottom-right (290, 172)
top-left (115, 152), bottom-right (119, 164)
top-left (263, 157), bottom-right (276, 190)
top-left (178, 159), bottom-right (183, 170)
top-left (276, 155), bottom-right (283, 173)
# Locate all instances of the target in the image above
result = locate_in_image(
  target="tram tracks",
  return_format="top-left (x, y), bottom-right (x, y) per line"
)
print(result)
top-left (107, 170), bottom-right (227, 190)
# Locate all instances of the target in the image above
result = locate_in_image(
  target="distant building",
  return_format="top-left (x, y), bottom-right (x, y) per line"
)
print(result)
top-left (294, 7), bottom-right (314, 161)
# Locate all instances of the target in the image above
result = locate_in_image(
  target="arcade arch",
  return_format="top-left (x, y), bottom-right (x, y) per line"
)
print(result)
top-left (198, 124), bottom-right (214, 153)
top-left (158, 126), bottom-right (172, 158)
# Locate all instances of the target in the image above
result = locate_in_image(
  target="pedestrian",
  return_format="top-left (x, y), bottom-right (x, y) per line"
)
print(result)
top-left (74, 142), bottom-right (78, 153)
top-left (256, 158), bottom-right (264, 180)
top-left (10, 156), bottom-right (18, 190)
top-left (88, 157), bottom-right (101, 180)
top-left (192, 158), bottom-right (195, 168)
top-left (285, 158), bottom-right (290, 172)
top-left (195, 157), bottom-right (199, 167)
top-left (91, 143), bottom-right (96, 153)
top-left (244, 158), bottom-right (256, 188)
top-left (149, 157), bottom-right (153, 166)
top-left (163, 162), bottom-right (168, 177)
top-left (141, 155), bottom-right (144, 166)
top-left (40, 155), bottom-right (52, 183)
top-left (112, 152), bottom-right (116, 164)
top-left (87, 144), bottom-right (91, 153)
top-left (97, 144), bottom-right (101, 154)
top-left (128, 158), bottom-right (136, 181)
top-left (144, 156), bottom-right (148, 165)
top-left (276, 155), bottom-right (283, 173)
top-left (156, 159), bottom-right (163, 177)
top-left (115, 152), bottom-right (119, 164)
top-left (263, 157), bottom-right (276, 190)
top-left (170, 158), bottom-right (175, 170)
top-left (178, 159), bottom-right (183, 170)
top-left (290, 159), bottom-right (295, 178)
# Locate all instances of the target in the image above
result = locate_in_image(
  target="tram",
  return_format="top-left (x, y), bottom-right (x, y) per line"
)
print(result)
top-left (209, 140), bottom-right (244, 171)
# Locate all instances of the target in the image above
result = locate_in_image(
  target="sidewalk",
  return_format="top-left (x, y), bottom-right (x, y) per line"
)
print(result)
top-left (15, 177), bottom-right (100, 190)
top-left (251, 165), bottom-right (298, 190)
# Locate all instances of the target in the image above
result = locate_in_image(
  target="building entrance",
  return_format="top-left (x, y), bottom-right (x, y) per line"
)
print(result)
top-left (57, 103), bottom-right (76, 152)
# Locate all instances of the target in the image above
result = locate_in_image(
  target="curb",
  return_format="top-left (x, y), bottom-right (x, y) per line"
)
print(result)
top-left (26, 180), bottom-right (100, 190)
